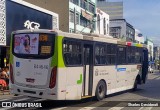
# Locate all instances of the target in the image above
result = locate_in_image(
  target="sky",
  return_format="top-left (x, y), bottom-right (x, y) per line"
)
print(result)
top-left (107, 0), bottom-right (160, 46)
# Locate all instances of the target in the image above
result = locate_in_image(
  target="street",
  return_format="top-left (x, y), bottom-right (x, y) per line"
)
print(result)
top-left (0, 71), bottom-right (160, 110)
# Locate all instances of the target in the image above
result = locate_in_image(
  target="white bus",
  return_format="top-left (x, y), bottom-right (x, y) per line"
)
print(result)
top-left (9, 29), bottom-right (148, 100)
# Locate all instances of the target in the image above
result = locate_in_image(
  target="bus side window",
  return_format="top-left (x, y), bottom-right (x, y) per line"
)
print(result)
top-left (63, 39), bottom-right (82, 66)
top-left (64, 53), bottom-right (70, 65)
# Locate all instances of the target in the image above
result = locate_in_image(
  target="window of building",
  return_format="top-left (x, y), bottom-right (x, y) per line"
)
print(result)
top-left (70, 10), bottom-right (79, 24)
top-left (80, 0), bottom-right (87, 10)
top-left (63, 39), bottom-right (82, 66)
top-left (70, 0), bottom-right (79, 5)
top-left (97, 0), bottom-right (105, 1)
top-left (97, 14), bottom-right (100, 34)
top-left (69, 11), bottom-right (74, 23)
top-left (76, 13), bottom-right (79, 24)
top-left (104, 18), bottom-right (106, 35)
top-left (89, 3), bottom-right (95, 13)
top-left (107, 24), bottom-right (109, 34)
top-left (80, 15), bottom-right (91, 28)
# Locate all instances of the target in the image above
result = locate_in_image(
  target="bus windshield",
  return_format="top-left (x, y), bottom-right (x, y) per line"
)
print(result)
top-left (13, 33), bottom-right (55, 58)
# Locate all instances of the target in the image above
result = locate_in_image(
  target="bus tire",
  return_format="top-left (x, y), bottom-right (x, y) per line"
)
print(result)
top-left (133, 79), bottom-right (138, 91)
top-left (95, 80), bottom-right (106, 101)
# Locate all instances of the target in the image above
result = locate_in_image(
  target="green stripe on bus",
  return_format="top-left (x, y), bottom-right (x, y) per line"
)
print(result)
top-left (51, 36), bottom-right (65, 67)
top-left (10, 35), bottom-right (13, 64)
top-left (77, 74), bottom-right (82, 84)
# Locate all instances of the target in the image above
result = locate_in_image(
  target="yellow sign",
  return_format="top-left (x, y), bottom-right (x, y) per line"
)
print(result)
top-left (39, 34), bottom-right (48, 42)
top-left (41, 46), bottom-right (51, 54)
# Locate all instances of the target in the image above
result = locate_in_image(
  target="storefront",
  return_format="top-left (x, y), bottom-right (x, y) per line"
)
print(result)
top-left (0, 0), bottom-right (58, 68)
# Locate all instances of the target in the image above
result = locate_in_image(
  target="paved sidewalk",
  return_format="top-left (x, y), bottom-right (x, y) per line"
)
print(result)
top-left (0, 91), bottom-right (13, 99)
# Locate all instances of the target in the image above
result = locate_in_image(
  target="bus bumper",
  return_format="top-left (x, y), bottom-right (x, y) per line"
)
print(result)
top-left (9, 84), bottom-right (65, 100)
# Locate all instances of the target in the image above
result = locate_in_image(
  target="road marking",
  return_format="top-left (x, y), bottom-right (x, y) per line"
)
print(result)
top-left (107, 102), bottom-right (127, 110)
top-left (14, 97), bottom-right (31, 102)
top-left (0, 108), bottom-right (12, 110)
top-left (33, 98), bottom-right (46, 102)
top-left (155, 76), bottom-right (160, 80)
top-left (0, 98), bottom-right (11, 102)
top-left (51, 107), bottom-right (67, 110)
top-left (79, 101), bottom-right (106, 110)
top-left (108, 107), bottom-right (124, 110)
top-left (139, 107), bottom-right (152, 110)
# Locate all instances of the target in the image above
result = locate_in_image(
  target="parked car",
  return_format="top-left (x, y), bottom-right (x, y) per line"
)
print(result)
top-left (148, 66), bottom-right (154, 73)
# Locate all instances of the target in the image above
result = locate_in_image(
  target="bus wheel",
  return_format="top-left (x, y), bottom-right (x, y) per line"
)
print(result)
top-left (133, 79), bottom-right (138, 91)
top-left (95, 80), bottom-right (106, 101)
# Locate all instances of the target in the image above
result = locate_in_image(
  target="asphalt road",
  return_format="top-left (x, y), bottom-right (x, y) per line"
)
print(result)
top-left (0, 71), bottom-right (160, 110)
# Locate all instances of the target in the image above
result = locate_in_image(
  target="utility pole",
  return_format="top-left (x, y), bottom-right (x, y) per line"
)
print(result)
top-left (74, 8), bottom-right (76, 33)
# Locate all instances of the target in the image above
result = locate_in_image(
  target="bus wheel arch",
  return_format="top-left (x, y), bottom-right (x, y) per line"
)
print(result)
top-left (95, 79), bottom-right (107, 101)
top-left (136, 74), bottom-right (141, 84)
top-left (133, 75), bottom-right (141, 91)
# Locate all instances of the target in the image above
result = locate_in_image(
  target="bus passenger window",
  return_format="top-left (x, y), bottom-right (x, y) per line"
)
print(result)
top-left (63, 39), bottom-right (82, 66)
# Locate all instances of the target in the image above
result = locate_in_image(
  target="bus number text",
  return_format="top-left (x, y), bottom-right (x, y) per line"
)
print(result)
top-left (34, 64), bottom-right (49, 70)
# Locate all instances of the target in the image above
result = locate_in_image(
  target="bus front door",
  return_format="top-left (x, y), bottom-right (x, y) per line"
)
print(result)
top-left (82, 44), bottom-right (93, 97)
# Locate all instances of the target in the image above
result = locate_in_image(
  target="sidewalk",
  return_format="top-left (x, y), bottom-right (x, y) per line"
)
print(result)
top-left (153, 69), bottom-right (160, 73)
top-left (0, 90), bottom-right (12, 99)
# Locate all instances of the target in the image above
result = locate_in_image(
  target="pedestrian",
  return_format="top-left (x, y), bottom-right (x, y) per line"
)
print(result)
top-left (0, 68), bottom-right (9, 85)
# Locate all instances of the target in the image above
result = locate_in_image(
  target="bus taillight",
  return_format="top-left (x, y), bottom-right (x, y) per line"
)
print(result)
top-left (10, 64), bottom-right (14, 84)
top-left (49, 66), bottom-right (57, 89)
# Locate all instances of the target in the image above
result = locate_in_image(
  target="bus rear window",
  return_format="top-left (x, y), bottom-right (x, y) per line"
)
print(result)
top-left (13, 33), bottom-right (55, 58)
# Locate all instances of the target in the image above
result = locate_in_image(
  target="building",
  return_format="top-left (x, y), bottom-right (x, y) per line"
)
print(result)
top-left (134, 29), bottom-right (144, 44)
top-left (145, 38), bottom-right (154, 62)
top-left (96, 8), bottom-right (109, 35)
top-left (153, 46), bottom-right (160, 61)
top-left (109, 19), bottom-right (135, 42)
top-left (25, 0), bottom-right (96, 33)
top-left (0, 0), bottom-right (58, 67)
top-left (97, 0), bottom-right (123, 20)
top-left (153, 46), bottom-right (160, 69)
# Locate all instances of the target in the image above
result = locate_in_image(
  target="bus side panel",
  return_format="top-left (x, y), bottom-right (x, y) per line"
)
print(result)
top-left (125, 65), bottom-right (140, 89)
top-left (92, 66), bottom-right (117, 96)
top-left (56, 68), bottom-right (67, 100)
top-left (65, 67), bottom-right (83, 100)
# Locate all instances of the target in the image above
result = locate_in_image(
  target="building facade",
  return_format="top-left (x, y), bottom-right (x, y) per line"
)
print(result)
top-left (134, 29), bottom-right (144, 44)
top-left (96, 8), bottom-right (109, 35)
top-left (109, 19), bottom-right (135, 42)
top-left (25, 0), bottom-right (96, 33)
top-left (145, 38), bottom-right (154, 62)
top-left (97, 0), bottom-right (123, 20)
top-left (153, 46), bottom-right (160, 69)
top-left (153, 46), bottom-right (160, 61)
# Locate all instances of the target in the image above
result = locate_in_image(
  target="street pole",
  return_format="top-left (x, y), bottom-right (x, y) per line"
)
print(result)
top-left (74, 8), bottom-right (76, 33)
